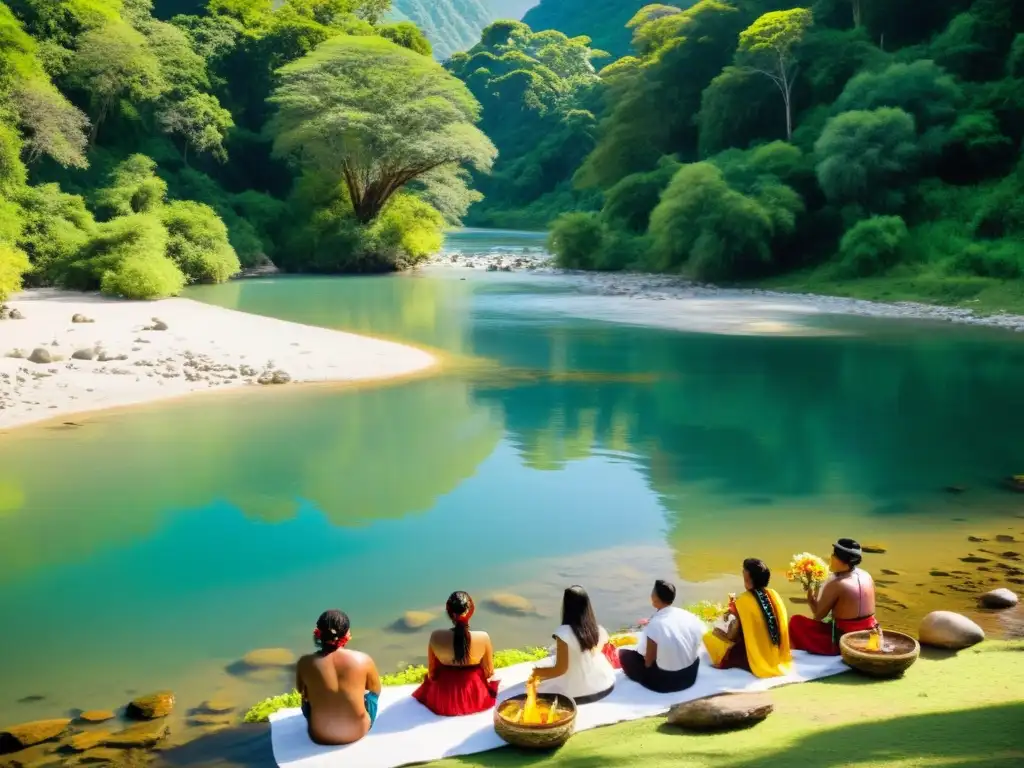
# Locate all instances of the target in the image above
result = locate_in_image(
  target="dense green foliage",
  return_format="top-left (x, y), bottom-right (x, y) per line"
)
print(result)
top-left (0, 0), bottom-right (495, 293)
top-left (445, 19), bottom-right (605, 228)
top-left (486, 0), bottom-right (1024, 296)
top-left (523, 0), bottom-right (653, 58)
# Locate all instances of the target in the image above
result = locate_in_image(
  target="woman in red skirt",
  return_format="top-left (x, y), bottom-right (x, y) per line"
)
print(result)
top-left (412, 591), bottom-right (499, 716)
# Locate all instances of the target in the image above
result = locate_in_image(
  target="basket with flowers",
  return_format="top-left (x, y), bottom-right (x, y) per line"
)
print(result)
top-left (786, 552), bottom-right (829, 592)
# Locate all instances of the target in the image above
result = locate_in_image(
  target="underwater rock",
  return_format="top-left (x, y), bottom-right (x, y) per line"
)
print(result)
top-left (390, 611), bottom-right (436, 632)
top-left (102, 721), bottom-right (169, 749)
top-left (0, 721), bottom-right (70, 754)
top-left (667, 693), bottom-right (773, 730)
top-left (196, 699), bottom-right (235, 715)
top-left (240, 648), bottom-right (295, 670)
top-left (126, 691), bottom-right (174, 720)
top-left (862, 543), bottom-right (887, 554)
top-left (484, 593), bottom-right (537, 617)
top-left (918, 611), bottom-right (985, 649)
top-left (77, 711), bottom-right (115, 724)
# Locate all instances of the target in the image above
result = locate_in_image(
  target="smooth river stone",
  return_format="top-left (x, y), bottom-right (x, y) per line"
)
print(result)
top-left (391, 611), bottom-right (436, 632)
top-left (918, 610), bottom-right (985, 649)
top-left (484, 593), bottom-right (537, 616)
top-left (103, 721), bottom-right (170, 749)
top-left (197, 699), bottom-right (236, 714)
top-left (979, 588), bottom-right (1019, 609)
top-left (667, 693), bottom-right (773, 730)
top-left (241, 648), bottom-right (296, 669)
top-left (0, 720), bottom-right (70, 754)
top-left (77, 711), bottom-right (116, 724)
top-left (126, 691), bottom-right (174, 720)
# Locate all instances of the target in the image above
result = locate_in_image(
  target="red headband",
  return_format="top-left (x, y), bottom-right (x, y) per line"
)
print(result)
top-left (313, 627), bottom-right (350, 649)
top-left (449, 595), bottom-right (475, 625)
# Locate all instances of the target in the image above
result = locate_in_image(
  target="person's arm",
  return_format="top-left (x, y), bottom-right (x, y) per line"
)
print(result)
top-left (426, 643), bottom-right (439, 681)
top-left (532, 637), bottom-right (569, 681)
top-left (712, 615), bottom-right (741, 643)
top-left (295, 661), bottom-right (305, 699)
top-left (644, 637), bottom-right (658, 668)
top-left (809, 580), bottom-right (840, 622)
top-left (481, 634), bottom-right (495, 678)
top-left (365, 656), bottom-right (381, 696)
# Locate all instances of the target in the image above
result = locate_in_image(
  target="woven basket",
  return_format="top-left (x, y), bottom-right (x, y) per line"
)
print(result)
top-left (494, 693), bottom-right (577, 749)
top-left (840, 630), bottom-right (920, 677)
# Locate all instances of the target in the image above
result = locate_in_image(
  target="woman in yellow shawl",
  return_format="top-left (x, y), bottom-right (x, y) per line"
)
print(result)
top-left (704, 558), bottom-right (792, 678)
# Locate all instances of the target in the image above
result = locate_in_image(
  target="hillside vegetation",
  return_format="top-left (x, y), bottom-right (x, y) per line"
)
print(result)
top-left (0, 0), bottom-right (493, 302)
top-left (456, 0), bottom-right (1024, 307)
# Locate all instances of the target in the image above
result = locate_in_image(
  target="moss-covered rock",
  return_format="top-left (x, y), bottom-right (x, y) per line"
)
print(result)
top-left (0, 720), bottom-right (70, 754)
top-left (125, 691), bottom-right (174, 720)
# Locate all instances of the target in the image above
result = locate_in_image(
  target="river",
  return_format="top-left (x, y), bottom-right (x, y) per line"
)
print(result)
top-left (1, 229), bottom-right (1022, 745)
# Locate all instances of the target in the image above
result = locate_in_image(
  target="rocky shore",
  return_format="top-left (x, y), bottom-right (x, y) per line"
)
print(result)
top-left (0, 289), bottom-right (436, 431)
top-left (425, 250), bottom-right (1024, 334)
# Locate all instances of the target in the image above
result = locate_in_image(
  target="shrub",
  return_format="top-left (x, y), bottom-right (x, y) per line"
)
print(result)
top-left (366, 194), bottom-right (445, 268)
top-left (837, 216), bottom-right (910, 277)
top-left (549, 212), bottom-right (605, 269)
top-left (94, 154), bottom-right (168, 218)
top-left (161, 200), bottom-right (240, 283)
top-left (0, 242), bottom-right (30, 302)
top-left (100, 253), bottom-right (186, 299)
top-left (601, 159), bottom-right (680, 233)
top-left (949, 241), bottom-right (1022, 279)
top-left (16, 184), bottom-right (95, 286)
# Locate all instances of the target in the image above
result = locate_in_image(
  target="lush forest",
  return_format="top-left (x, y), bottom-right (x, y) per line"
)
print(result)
top-left (522, 0), bottom-right (649, 58)
top-left (456, 0), bottom-right (1023, 306)
top-left (0, 0), bottom-right (499, 303)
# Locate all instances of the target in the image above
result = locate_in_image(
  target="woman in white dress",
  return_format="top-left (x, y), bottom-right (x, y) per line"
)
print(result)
top-left (529, 585), bottom-right (616, 703)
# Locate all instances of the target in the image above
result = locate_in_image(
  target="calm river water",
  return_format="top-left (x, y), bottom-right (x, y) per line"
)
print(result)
top-left (1, 229), bottom-right (1023, 736)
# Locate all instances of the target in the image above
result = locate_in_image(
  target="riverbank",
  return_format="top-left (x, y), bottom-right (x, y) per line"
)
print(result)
top-left (0, 289), bottom-right (436, 431)
top-left (426, 251), bottom-right (1024, 334)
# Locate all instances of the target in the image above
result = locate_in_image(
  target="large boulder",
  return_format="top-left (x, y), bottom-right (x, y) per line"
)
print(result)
top-left (0, 720), bottom-right (70, 753)
top-left (979, 588), bottom-right (1019, 609)
top-left (241, 648), bottom-right (295, 670)
top-left (918, 610), bottom-right (985, 649)
top-left (484, 593), bottom-right (537, 617)
top-left (390, 611), bottom-right (436, 632)
top-left (667, 693), bottom-right (773, 731)
top-left (126, 690), bottom-right (174, 720)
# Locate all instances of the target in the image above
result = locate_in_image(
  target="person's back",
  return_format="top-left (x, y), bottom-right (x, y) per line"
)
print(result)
top-left (297, 610), bottom-right (380, 745)
top-left (645, 605), bottom-right (704, 670)
top-left (831, 567), bottom-right (875, 620)
top-left (413, 591), bottom-right (499, 717)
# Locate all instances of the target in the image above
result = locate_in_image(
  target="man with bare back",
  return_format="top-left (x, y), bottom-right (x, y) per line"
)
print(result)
top-left (789, 538), bottom-right (878, 655)
top-left (296, 610), bottom-right (381, 745)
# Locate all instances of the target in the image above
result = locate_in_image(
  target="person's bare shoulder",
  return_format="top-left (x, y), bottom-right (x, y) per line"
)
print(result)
top-left (339, 649), bottom-right (373, 670)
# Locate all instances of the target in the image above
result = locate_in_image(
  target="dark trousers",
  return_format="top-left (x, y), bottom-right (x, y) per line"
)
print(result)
top-left (619, 649), bottom-right (700, 694)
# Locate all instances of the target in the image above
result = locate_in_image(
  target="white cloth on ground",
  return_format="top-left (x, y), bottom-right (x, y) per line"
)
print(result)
top-left (269, 646), bottom-right (848, 768)
top-left (635, 606), bottom-right (706, 671)
top-left (539, 624), bottom-right (615, 699)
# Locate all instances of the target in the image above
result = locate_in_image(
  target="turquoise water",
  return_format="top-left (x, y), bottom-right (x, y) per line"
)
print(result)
top-left (1, 229), bottom-right (1023, 731)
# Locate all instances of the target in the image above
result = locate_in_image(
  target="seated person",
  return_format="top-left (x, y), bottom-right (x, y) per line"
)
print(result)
top-left (412, 591), bottom-right (498, 716)
top-left (530, 585), bottom-right (616, 703)
top-left (789, 538), bottom-right (878, 655)
top-left (296, 610), bottom-right (381, 745)
top-left (619, 580), bottom-right (704, 693)
top-left (703, 558), bottom-right (792, 678)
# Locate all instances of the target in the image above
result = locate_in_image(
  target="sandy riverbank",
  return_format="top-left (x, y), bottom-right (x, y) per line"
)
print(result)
top-left (427, 251), bottom-right (1024, 333)
top-left (0, 289), bottom-right (436, 431)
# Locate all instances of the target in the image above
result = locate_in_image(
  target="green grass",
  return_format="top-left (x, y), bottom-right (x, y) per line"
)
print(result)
top-left (431, 640), bottom-right (1024, 767)
top-left (242, 647), bottom-right (550, 723)
top-left (753, 269), bottom-right (1024, 316)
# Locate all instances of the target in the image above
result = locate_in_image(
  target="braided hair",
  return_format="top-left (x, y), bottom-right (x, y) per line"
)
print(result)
top-left (743, 559), bottom-right (781, 647)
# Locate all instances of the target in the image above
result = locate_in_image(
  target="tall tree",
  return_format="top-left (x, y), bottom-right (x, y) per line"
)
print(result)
top-left (68, 22), bottom-right (165, 144)
top-left (738, 8), bottom-right (814, 141)
top-left (268, 35), bottom-right (495, 224)
top-left (158, 92), bottom-right (234, 163)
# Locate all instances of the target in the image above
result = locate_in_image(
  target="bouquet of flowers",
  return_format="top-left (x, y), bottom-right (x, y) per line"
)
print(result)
top-left (786, 552), bottom-right (829, 592)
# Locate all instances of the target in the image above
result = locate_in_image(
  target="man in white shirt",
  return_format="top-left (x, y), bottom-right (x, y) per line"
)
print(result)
top-left (619, 580), bottom-right (704, 693)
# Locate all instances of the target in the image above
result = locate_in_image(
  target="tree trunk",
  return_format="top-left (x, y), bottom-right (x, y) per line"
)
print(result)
top-left (89, 99), bottom-right (109, 147)
top-left (852, 0), bottom-right (863, 28)
top-left (783, 79), bottom-right (793, 141)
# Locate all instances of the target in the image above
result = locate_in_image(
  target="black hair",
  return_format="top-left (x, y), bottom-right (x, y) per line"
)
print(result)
top-left (561, 585), bottom-right (600, 652)
top-left (743, 558), bottom-right (771, 589)
top-left (653, 579), bottom-right (676, 606)
top-left (833, 538), bottom-right (863, 568)
top-left (446, 591), bottom-right (473, 665)
top-left (316, 610), bottom-right (350, 652)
